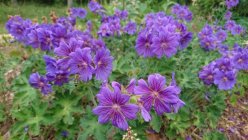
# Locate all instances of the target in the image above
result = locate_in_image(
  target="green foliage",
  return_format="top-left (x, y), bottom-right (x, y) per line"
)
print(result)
top-left (0, 104), bottom-right (6, 122)
top-left (192, 0), bottom-right (226, 19)
top-left (233, 0), bottom-right (248, 16)
top-left (78, 106), bottom-right (110, 140)
top-left (150, 112), bottom-right (162, 133)
top-left (203, 131), bottom-right (227, 140)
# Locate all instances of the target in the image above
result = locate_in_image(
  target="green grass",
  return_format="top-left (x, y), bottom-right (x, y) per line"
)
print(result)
top-left (0, 3), bottom-right (68, 34)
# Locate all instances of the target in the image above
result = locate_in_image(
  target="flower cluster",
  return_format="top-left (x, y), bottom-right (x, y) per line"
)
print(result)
top-left (88, 0), bottom-right (104, 15)
top-left (5, 16), bottom-right (32, 44)
top-left (135, 11), bottom-right (193, 58)
top-left (225, 20), bottom-right (244, 35)
top-left (6, 6), bottom-right (114, 95)
top-left (198, 24), bottom-right (227, 51)
top-left (171, 3), bottom-right (193, 22)
top-left (226, 0), bottom-right (239, 9)
top-left (198, 0), bottom-right (244, 51)
top-left (69, 8), bottom-right (87, 19)
top-left (98, 8), bottom-right (137, 37)
top-left (93, 73), bottom-right (184, 130)
top-left (199, 44), bottom-right (248, 90)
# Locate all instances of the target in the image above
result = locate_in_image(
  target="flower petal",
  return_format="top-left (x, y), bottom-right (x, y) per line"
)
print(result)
top-left (112, 112), bottom-right (128, 130)
top-left (121, 104), bottom-right (139, 120)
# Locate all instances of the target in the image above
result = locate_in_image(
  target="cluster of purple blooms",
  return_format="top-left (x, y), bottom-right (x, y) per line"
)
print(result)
top-left (226, 0), bottom-right (239, 9)
top-left (88, 0), bottom-right (105, 15)
top-left (6, 5), bottom-right (114, 95)
top-left (171, 4), bottom-right (193, 22)
top-left (199, 44), bottom-right (248, 90)
top-left (97, 8), bottom-right (137, 37)
top-left (224, 0), bottom-right (244, 35)
top-left (225, 20), bottom-right (244, 35)
top-left (135, 11), bottom-right (193, 58)
top-left (198, 0), bottom-right (244, 51)
top-left (198, 24), bottom-right (228, 51)
top-left (93, 73), bottom-right (184, 130)
top-left (70, 8), bottom-right (87, 19)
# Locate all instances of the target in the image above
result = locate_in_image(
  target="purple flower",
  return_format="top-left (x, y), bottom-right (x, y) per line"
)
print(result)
top-left (231, 25), bottom-right (243, 35)
top-left (51, 24), bottom-right (70, 48)
top-left (61, 130), bottom-right (69, 137)
top-left (216, 30), bottom-right (227, 42)
top-left (152, 31), bottom-right (179, 58)
top-left (124, 21), bottom-right (137, 35)
top-left (6, 16), bottom-right (32, 43)
top-left (224, 11), bottom-right (232, 20)
top-left (198, 25), bottom-right (213, 40)
top-left (29, 72), bottom-right (52, 95)
top-left (232, 53), bottom-right (248, 70)
top-left (37, 28), bottom-right (52, 51)
top-left (120, 10), bottom-right (128, 20)
top-left (93, 84), bottom-right (139, 130)
top-left (226, 0), bottom-right (239, 9)
top-left (215, 57), bottom-right (233, 72)
top-left (69, 48), bottom-right (94, 81)
top-left (88, 0), bottom-right (103, 14)
top-left (27, 28), bottom-right (40, 48)
top-left (134, 74), bottom-right (184, 115)
top-left (214, 70), bottom-right (236, 90)
top-left (179, 32), bottom-right (193, 49)
top-left (43, 55), bottom-right (57, 72)
top-left (54, 38), bottom-right (80, 57)
top-left (126, 79), bottom-right (136, 94)
top-left (225, 20), bottom-right (236, 31)
top-left (98, 23), bottom-right (111, 37)
top-left (135, 31), bottom-right (155, 57)
top-left (86, 20), bottom-right (93, 32)
top-left (199, 63), bottom-right (215, 85)
top-left (46, 70), bottom-right (69, 86)
top-left (171, 4), bottom-right (193, 22)
top-left (43, 55), bottom-right (69, 86)
top-left (70, 8), bottom-right (87, 19)
top-left (138, 101), bottom-right (152, 122)
top-left (92, 39), bottom-right (106, 52)
top-left (94, 49), bottom-right (113, 81)
top-left (218, 44), bottom-right (229, 55)
top-left (199, 36), bottom-right (219, 51)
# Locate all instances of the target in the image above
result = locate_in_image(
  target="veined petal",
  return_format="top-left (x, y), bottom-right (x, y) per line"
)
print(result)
top-left (154, 98), bottom-right (171, 115)
top-left (112, 112), bottom-right (128, 130)
top-left (134, 79), bottom-right (151, 95)
top-left (148, 74), bottom-right (166, 91)
top-left (121, 104), bottom-right (139, 120)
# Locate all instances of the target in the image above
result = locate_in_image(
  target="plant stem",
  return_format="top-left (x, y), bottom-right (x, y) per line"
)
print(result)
top-left (89, 87), bottom-right (97, 106)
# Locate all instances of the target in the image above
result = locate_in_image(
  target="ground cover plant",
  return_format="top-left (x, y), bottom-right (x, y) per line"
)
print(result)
top-left (0, 0), bottom-right (248, 139)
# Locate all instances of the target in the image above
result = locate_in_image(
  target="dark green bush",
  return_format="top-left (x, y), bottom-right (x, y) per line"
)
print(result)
top-left (233, 0), bottom-right (248, 16)
top-left (192, 0), bottom-right (226, 19)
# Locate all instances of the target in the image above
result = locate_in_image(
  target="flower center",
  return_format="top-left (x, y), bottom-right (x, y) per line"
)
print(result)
top-left (152, 91), bottom-right (159, 98)
top-left (145, 42), bottom-right (150, 48)
top-left (207, 75), bottom-right (213, 80)
top-left (222, 77), bottom-right (228, 82)
top-left (206, 42), bottom-right (210, 46)
top-left (221, 65), bottom-right (226, 70)
top-left (238, 58), bottom-right (243, 63)
top-left (57, 74), bottom-right (63, 80)
top-left (161, 43), bottom-right (168, 48)
top-left (112, 104), bottom-right (120, 111)
top-left (39, 82), bottom-right (45, 87)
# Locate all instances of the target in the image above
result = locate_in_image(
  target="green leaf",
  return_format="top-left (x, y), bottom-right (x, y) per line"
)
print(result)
top-left (150, 112), bottom-right (162, 133)
top-left (203, 131), bottom-right (227, 140)
top-left (0, 104), bottom-right (6, 122)
top-left (78, 106), bottom-right (110, 140)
